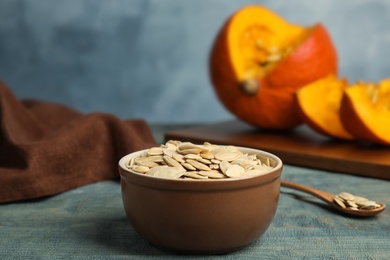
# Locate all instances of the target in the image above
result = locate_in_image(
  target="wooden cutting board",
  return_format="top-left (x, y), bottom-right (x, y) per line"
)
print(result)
top-left (165, 120), bottom-right (390, 180)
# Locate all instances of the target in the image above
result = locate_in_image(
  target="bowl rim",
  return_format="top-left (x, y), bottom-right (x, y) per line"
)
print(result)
top-left (118, 146), bottom-right (283, 191)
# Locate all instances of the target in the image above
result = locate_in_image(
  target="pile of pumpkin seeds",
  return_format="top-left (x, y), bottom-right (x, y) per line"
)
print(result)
top-left (126, 140), bottom-right (274, 180)
top-left (333, 192), bottom-right (381, 210)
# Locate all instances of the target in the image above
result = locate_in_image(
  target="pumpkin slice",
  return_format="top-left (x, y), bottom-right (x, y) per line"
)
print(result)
top-left (340, 79), bottom-right (390, 145)
top-left (295, 75), bottom-right (354, 140)
top-left (210, 5), bottom-right (338, 129)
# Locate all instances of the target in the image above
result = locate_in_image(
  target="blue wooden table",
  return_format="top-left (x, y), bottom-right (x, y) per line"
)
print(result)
top-left (1, 125), bottom-right (389, 259)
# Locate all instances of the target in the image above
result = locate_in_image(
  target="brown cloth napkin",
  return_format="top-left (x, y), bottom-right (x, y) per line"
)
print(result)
top-left (0, 82), bottom-right (157, 203)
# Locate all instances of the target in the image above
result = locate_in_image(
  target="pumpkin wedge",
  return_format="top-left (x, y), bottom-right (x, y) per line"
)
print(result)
top-left (340, 79), bottom-right (390, 145)
top-left (295, 75), bottom-right (354, 140)
top-left (210, 5), bottom-right (338, 129)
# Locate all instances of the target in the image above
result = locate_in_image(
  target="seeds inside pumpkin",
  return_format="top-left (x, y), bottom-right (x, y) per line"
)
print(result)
top-left (239, 23), bottom-right (298, 88)
top-left (239, 31), bottom-right (294, 97)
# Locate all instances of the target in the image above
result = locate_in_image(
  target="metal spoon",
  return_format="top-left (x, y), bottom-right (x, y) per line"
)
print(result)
top-left (281, 179), bottom-right (386, 217)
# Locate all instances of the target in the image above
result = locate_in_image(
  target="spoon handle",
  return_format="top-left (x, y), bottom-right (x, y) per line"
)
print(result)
top-left (281, 179), bottom-right (335, 204)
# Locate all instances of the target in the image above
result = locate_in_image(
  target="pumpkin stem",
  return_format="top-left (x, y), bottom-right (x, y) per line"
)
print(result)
top-left (240, 79), bottom-right (259, 95)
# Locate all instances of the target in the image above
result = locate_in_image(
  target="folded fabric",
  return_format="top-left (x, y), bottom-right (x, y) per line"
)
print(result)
top-left (0, 82), bottom-right (157, 203)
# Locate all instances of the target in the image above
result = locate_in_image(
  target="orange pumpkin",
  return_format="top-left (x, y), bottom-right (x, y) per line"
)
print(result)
top-left (340, 79), bottom-right (390, 145)
top-left (209, 5), bottom-right (338, 129)
top-left (295, 75), bottom-right (354, 140)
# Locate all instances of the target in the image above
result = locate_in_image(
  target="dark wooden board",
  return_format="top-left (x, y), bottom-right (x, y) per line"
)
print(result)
top-left (165, 120), bottom-right (390, 180)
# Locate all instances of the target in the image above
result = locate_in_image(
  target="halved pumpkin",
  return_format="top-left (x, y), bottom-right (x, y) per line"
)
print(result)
top-left (209, 5), bottom-right (338, 129)
top-left (295, 75), bottom-right (354, 140)
top-left (340, 79), bottom-right (390, 145)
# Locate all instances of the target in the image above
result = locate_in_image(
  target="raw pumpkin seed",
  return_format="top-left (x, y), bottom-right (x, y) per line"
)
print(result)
top-left (129, 165), bottom-right (149, 173)
top-left (333, 192), bottom-right (381, 210)
top-left (126, 140), bottom-right (275, 180)
top-left (225, 164), bottom-right (245, 178)
top-left (147, 147), bottom-right (164, 155)
top-left (154, 167), bottom-right (185, 179)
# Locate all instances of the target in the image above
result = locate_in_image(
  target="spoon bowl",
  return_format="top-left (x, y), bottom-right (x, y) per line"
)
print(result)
top-left (281, 179), bottom-right (386, 217)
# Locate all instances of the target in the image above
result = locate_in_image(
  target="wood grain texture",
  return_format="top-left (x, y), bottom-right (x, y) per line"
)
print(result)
top-left (165, 120), bottom-right (390, 180)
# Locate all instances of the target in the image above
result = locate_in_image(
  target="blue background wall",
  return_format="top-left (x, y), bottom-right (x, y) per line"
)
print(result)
top-left (1, 0), bottom-right (390, 123)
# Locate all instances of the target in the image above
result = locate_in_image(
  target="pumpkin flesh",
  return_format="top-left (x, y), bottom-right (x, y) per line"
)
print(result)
top-left (295, 75), bottom-right (354, 140)
top-left (340, 79), bottom-right (390, 145)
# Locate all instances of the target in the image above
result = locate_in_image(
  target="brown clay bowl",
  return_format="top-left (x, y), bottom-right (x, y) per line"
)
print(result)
top-left (118, 146), bottom-right (283, 254)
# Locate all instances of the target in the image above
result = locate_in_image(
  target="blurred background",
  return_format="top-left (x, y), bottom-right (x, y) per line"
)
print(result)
top-left (1, 0), bottom-right (390, 124)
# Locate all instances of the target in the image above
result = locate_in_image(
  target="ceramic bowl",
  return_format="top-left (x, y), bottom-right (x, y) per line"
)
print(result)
top-left (118, 146), bottom-right (283, 254)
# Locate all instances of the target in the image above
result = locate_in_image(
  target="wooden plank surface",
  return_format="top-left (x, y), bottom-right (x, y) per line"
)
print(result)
top-left (165, 120), bottom-right (390, 180)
